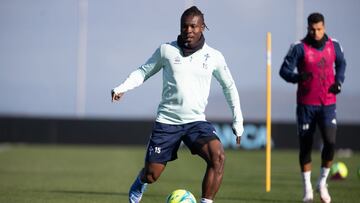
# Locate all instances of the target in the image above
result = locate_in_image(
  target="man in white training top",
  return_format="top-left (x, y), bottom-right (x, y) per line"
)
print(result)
top-left (112, 6), bottom-right (244, 203)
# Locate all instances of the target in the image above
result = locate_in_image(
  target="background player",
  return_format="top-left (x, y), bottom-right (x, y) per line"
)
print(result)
top-left (279, 12), bottom-right (346, 203)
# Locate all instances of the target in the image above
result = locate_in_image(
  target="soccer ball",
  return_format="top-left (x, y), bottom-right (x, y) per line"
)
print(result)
top-left (330, 161), bottom-right (348, 180)
top-left (166, 189), bottom-right (196, 203)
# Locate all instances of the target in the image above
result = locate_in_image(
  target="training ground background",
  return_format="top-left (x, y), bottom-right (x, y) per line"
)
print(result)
top-left (1, 1), bottom-right (360, 202)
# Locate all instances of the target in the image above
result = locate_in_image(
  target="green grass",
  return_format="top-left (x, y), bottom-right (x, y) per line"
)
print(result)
top-left (0, 144), bottom-right (359, 203)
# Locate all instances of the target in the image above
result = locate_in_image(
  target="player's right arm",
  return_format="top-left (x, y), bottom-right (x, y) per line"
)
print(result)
top-left (279, 42), bottom-right (306, 83)
top-left (111, 47), bottom-right (163, 102)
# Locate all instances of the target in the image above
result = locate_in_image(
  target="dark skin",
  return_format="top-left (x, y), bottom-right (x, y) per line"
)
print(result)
top-left (112, 14), bottom-right (240, 200)
top-left (180, 15), bottom-right (204, 47)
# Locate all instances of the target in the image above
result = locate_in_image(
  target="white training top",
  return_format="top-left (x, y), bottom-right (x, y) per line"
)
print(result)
top-left (113, 41), bottom-right (244, 136)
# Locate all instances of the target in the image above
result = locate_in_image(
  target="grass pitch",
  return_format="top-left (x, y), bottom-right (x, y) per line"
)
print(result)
top-left (0, 144), bottom-right (359, 203)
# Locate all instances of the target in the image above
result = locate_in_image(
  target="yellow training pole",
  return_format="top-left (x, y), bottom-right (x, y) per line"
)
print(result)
top-left (266, 32), bottom-right (272, 192)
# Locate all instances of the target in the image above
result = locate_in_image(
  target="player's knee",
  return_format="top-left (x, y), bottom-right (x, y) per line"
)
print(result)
top-left (143, 173), bottom-right (159, 184)
top-left (324, 138), bottom-right (336, 146)
top-left (210, 150), bottom-right (225, 173)
top-left (217, 151), bottom-right (225, 166)
top-left (142, 170), bottom-right (161, 184)
top-left (324, 127), bottom-right (336, 143)
top-left (322, 137), bottom-right (335, 153)
top-left (299, 150), bottom-right (311, 166)
top-left (322, 142), bottom-right (335, 161)
top-left (324, 141), bottom-right (335, 149)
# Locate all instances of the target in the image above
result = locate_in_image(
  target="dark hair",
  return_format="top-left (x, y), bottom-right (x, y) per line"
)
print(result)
top-left (181, 6), bottom-right (208, 30)
top-left (307, 12), bottom-right (325, 26)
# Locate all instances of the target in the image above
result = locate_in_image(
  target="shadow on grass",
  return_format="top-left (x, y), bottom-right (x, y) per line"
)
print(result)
top-left (49, 190), bottom-right (126, 196)
top-left (48, 190), bottom-right (165, 198)
top-left (48, 190), bottom-right (297, 202)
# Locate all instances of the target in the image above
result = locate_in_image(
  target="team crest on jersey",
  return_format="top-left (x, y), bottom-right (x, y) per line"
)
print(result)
top-left (204, 53), bottom-right (210, 62)
top-left (174, 56), bottom-right (181, 64)
top-left (202, 53), bottom-right (210, 69)
top-left (148, 146), bottom-right (154, 156)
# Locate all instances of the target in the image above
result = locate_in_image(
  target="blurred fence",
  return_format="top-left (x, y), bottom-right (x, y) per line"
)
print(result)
top-left (0, 116), bottom-right (359, 150)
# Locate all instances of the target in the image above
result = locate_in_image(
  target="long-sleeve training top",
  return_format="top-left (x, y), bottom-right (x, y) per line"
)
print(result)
top-left (113, 41), bottom-right (244, 136)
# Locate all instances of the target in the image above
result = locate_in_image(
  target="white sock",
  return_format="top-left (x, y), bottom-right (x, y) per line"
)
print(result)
top-left (317, 167), bottom-right (330, 187)
top-left (302, 171), bottom-right (312, 191)
top-left (200, 198), bottom-right (213, 203)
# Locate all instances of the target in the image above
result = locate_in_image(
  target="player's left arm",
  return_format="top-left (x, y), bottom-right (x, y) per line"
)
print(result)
top-left (333, 40), bottom-right (346, 83)
top-left (329, 39), bottom-right (346, 94)
top-left (213, 53), bottom-right (244, 144)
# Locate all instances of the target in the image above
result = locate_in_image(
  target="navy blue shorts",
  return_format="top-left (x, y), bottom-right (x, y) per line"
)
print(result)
top-left (145, 121), bottom-right (219, 164)
top-left (296, 104), bottom-right (337, 136)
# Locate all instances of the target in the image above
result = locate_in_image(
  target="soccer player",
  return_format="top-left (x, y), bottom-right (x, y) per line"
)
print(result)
top-left (111, 6), bottom-right (244, 203)
top-left (279, 13), bottom-right (346, 203)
